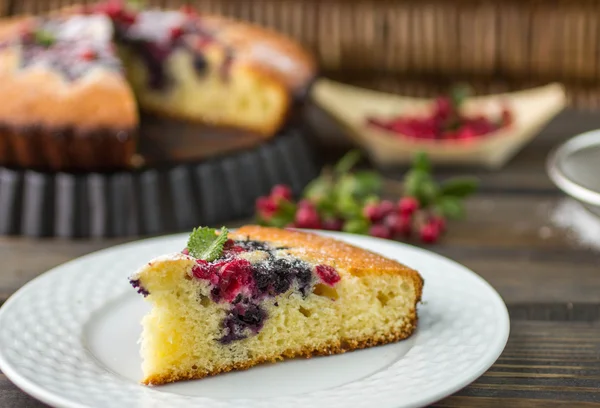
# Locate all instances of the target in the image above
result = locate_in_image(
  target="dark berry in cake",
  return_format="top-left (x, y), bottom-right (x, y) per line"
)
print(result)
top-left (129, 278), bottom-right (150, 297)
top-left (219, 303), bottom-right (267, 344)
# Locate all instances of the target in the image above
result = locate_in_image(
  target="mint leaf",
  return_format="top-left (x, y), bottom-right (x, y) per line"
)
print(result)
top-left (440, 177), bottom-right (479, 198)
top-left (187, 226), bottom-right (228, 261)
top-left (334, 149), bottom-right (362, 175)
top-left (419, 179), bottom-right (440, 206)
top-left (434, 197), bottom-right (464, 220)
top-left (404, 169), bottom-right (429, 199)
top-left (34, 30), bottom-right (55, 47)
top-left (412, 152), bottom-right (431, 173)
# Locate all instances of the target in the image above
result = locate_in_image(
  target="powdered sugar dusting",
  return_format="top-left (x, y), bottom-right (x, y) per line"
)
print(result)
top-left (125, 10), bottom-right (186, 44)
top-left (551, 199), bottom-right (600, 251)
top-left (250, 43), bottom-right (299, 74)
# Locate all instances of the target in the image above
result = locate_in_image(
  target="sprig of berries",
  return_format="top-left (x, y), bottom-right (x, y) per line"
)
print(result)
top-left (254, 151), bottom-right (478, 244)
top-left (367, 84), bottom-right (513, 142)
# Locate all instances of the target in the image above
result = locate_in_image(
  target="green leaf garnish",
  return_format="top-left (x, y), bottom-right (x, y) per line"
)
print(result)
top-left (434, 196), bottom-right (465, 220)
top-left (34, 30), bottom-right (55, 47)
top-left (187, 226), bottom-right (228, 261)
top-left (412, 151), bottom-right (431, 173)
top-left (334, 149), bottom-right (362, 175)
top-left (440, 177), bottom-right (479, 198)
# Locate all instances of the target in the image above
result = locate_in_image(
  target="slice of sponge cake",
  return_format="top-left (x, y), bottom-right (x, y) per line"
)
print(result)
top-left (129, 225), bottom-right (423, 385)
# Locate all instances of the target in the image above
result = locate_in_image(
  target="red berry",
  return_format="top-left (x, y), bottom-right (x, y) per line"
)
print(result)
top-left (430, 215), bottom-right (446, 233)
top-left (363, 203), bottom-right (382, 222)
top-left (398, 196), bottom-right (419, 216)
top-left (457, 127), bottom-right (476, 141)
top-left (169, 26), bottom-right (184, 40)
top-left (295, 205), bottom-right (321, 229)
top-left (420, 223), bottom-right (440, 243)
top-left (322, 218), bottom-right (344, 231)
top-left (315, 264), bottom-right (340, 286)
top-left (270, 184), bottom-right (293, 202)
top-left (369, 224), bottom-right (393, 240)
top-left (385, 213), bottom-right (412, 237)
top-left (80, 49), bottom-right (97, 61)
top-left (191, 259), bottom-right (211, 280)
top-left (434, 97), bottom-right (452, 119)
top-left (181, 248), bottom-right (190, 255)
top-left (119, 12), bottom-right (137, 25)
top-left (378, 200), bottom-right (396, 217)
top-left (256, 196), bottom-right (278, 220)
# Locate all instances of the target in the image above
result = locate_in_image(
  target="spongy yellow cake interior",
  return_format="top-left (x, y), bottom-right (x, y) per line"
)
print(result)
top-left (131, 226), bottom-right (423, 385)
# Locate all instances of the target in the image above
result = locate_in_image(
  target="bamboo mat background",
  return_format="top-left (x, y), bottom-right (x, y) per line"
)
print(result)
top-left (5, 0), bottom-right (600, 108)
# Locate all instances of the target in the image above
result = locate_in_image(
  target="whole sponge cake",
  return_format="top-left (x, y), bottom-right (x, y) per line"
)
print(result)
top-left (129, 225), bottom-right (423, 385)
top-left (0, 2), bottom-right (316, 171)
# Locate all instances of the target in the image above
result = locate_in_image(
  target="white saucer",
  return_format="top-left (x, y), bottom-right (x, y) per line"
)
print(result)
top-left (0, 231), bottom-right (509, 408)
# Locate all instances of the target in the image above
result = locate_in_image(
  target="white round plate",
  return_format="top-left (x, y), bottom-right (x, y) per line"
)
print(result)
top-left (0, 231), bottom-right (509, 408)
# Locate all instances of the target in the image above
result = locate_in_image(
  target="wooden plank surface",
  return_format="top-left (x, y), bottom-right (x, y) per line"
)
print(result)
top-left (1, 109), bottom-right (600, 406)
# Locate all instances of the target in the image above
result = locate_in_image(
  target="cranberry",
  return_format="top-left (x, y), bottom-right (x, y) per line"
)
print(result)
top-left (169, 26), bottom-right (184, 41)
top-left (223, 239), bottom-right (245, 254)
top-left (256, 196), bottom-right (278, 220)
top-left (322, 218), bottom-right (344, 231)
top-left (398, 196), bottom-right (419, 216)
top-left (182, 248), bottom-right (190, 255)
top-left (217, 259), bottom-right (253, 302)
top-left (363, 203), bottom-right (382, 222)
top-left (420, 222), bottom-right (440, 243)
top-left (430, 215), bottom-right (446, 233)
top-left (270, 184), bottom-right (293, 202)
top-left (434, 97), bottom-right (452, 119)
top-left (457, 127), bottom-right (476, 141)
top-left (192, 259), bottom-right (211, 279)
top-left (295, 204), bottom-right (321, 229)
top-left (378, 200), bottom-right (396, 217)
top-left (369, 224), bottom-right (393, 240)
top-left (385, 213), bottom-right (412, 237)
top-left (80, 49), bottom-right (96, 61)
top-left (315, 264), bottom-right (340, 286)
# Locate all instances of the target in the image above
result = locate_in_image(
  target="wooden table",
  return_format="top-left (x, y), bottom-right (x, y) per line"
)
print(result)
top-left (1, 109), bottom-right (600, 407)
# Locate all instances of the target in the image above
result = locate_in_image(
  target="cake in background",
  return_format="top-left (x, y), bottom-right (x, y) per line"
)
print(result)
top-left (0, 1), bottom-right (316, 171)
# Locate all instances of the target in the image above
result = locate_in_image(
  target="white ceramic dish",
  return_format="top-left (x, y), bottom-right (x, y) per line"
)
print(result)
top-left (547, 129), bottom-right (600, 217)
top-left (0, 231), bottom-right (509, 408)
